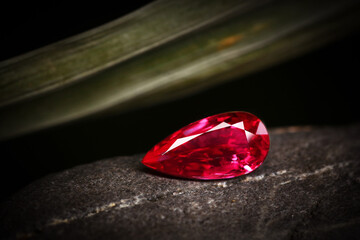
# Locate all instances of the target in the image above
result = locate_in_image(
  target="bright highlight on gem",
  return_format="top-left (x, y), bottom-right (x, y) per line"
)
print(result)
top-left (142, 111), bottom-right (270, 180)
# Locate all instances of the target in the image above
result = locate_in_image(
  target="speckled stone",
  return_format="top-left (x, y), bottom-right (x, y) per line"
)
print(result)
top-left (1, 125), bottom-right (360, 240)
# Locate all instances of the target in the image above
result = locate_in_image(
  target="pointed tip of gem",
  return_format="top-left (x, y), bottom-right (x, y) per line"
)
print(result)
top-left (142, 111), bottom-right (270, 180)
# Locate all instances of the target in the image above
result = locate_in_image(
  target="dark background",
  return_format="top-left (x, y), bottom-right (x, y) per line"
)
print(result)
top-left (1, 1), bottom-right (359, 200)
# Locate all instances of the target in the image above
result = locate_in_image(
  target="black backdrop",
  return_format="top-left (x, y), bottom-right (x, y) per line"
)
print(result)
top-left (1, 1), bottom-right (359, 200)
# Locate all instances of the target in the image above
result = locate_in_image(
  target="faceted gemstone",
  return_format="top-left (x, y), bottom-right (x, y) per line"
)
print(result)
top-left (142, 111), bottom-right (270, 180)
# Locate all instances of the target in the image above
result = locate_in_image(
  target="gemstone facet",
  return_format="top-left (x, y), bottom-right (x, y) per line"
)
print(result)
top-left (142, 112), bottom-right (270, 180)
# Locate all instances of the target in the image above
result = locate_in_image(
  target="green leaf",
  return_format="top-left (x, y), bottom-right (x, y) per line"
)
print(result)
top-left (1, 0), bottom-right (360, 140)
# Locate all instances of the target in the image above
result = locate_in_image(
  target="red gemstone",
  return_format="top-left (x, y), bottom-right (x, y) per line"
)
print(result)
top-left (142, 111), bottom-right (270, 180)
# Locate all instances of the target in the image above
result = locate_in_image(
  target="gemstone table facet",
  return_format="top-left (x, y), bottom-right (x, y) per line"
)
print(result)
top-left (142, 112), bottom-right (270, 180)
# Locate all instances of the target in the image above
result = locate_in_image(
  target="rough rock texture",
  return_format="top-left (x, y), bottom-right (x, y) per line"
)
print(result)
top-left (1, 125), bottom-right (360, 240)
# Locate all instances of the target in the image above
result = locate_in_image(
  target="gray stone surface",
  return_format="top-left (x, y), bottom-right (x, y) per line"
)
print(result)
top-left (1, 125), bottom-right (360, 240)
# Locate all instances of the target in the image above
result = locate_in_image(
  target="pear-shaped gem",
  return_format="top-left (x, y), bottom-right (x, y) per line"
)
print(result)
top-left (142, 112), bottom-right (270, 180)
